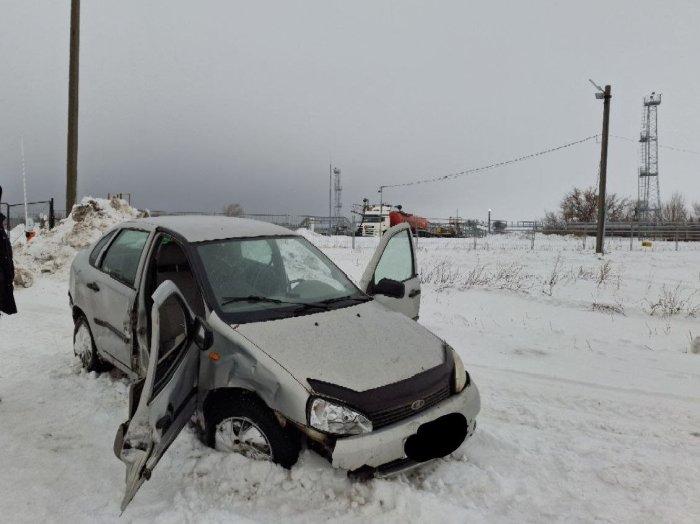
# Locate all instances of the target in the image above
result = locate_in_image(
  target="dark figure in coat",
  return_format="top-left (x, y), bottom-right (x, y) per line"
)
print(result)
top-left (0, 185), bottom-right (17, 315)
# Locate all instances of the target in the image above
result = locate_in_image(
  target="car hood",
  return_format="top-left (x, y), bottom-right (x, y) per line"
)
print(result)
top-left (233, 300), bottom-right (445, 392)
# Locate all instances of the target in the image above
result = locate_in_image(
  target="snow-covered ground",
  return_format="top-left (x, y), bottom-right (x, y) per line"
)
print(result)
top-left (1, 213), bottom-right (700, 523)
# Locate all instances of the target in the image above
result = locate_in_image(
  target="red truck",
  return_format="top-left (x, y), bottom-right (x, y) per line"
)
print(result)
top-left (358, 204), bottom-right (430, 237)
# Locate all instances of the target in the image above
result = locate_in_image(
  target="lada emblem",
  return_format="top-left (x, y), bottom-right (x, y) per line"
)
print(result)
top-left (410, 399), bottom-right (425, 411)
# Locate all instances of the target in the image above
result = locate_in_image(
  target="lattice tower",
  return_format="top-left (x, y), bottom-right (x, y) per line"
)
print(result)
top-left (333, 167), bottom-right (342, 218)
top-left (637, 92), bottom-right (661, 221)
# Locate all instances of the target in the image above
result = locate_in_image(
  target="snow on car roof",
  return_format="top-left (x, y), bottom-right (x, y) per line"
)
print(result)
top-left (123, 215), bottom-right (298, 242)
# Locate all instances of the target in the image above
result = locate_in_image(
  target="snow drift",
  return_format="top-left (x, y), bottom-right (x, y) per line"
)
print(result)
top-left (11, 197), bottom-right (147, 286)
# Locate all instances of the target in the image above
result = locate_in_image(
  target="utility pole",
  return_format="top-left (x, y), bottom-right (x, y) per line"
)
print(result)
top-left (66, 0), bottom-right (80, 213)
top-left (378, 185), bottom-right (385, 235)
top-left (590, 81), bottom-right (611, 254)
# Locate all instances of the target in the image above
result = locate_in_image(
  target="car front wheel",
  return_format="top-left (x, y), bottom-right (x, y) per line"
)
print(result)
top-left (205, 393), bottom-right (300, 468)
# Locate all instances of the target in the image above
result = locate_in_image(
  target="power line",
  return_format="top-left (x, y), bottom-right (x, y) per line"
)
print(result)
top-left (382, 135), bottom-right (599, 190)
top-left (610, 134), bottom-right (699, 155)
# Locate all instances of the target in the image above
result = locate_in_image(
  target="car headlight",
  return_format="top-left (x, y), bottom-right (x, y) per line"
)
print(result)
top-left (309, 398), bottom-right (372, 435)
top-left (449, 346), bottom-right (468, 393)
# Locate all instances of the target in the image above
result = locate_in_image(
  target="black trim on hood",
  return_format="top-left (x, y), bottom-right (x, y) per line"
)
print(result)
top-left (307, 356), bottom-right (453, 429)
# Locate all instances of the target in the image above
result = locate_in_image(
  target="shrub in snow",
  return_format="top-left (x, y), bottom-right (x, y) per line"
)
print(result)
top-left (645, 284), bottom-right (700, 318)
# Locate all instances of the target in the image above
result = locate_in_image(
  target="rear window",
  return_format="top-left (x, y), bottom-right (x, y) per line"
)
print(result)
top-left (100, 229), bottom-right (150, 287)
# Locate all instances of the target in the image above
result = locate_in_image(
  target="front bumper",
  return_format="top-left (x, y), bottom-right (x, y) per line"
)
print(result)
top-left (330, 380), bottom-right (480, 472)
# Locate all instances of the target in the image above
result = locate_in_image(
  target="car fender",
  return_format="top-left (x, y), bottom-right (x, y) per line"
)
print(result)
top-left (199, 312), bottom-right (311, 425)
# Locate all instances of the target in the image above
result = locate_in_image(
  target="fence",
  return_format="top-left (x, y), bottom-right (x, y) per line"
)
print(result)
top-left (1, 199), bottom-right (57, 231)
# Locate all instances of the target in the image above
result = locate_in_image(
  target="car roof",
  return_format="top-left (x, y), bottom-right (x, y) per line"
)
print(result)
top-left (120, 215), bottom-right (299, 243)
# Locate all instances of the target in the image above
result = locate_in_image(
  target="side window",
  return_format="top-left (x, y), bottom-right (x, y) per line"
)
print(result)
top-left (89, 230), bottom-right (117, 267)
top-left (100, 229), bottom-right (150, 287)
top-left (241, 239), bottom-right (272, 265)
top-left (374, 230), bottom-right (414, 284)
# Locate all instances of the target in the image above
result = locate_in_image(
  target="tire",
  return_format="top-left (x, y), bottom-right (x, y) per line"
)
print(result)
top-left (205, 392), bottom-right (301, 469)
top-left (73, 315), bottom-right (111, 372)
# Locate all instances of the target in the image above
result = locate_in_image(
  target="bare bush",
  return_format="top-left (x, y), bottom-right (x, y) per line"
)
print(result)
top-left (492, 262), bottom-right (528, 291)
top-left (420, 259), bottom-right (529, 292)
top-left (542, 254), bottom-right (562, 296)
top-left (597, 260), bottom-right (614, 288)
top-left (591, 301), bottom-right (625, 316)
top-left (463, 263), bottom-right (490, 288)
top-left (420, 258), bottom-right (463, 289)
top-left (644, 284), bottom-right (700, 318)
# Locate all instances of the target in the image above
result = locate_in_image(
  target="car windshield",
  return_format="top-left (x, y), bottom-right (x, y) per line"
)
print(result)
top-left (362, 215), bottom-right (383, 223)
top-left (195, 235), bottom-right (368, 322)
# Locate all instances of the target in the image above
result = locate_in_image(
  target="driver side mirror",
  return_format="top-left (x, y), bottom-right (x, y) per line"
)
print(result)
top-left (373, 278), bottom-right (405, 299)
top-left (193, 318), bottom-right (213, 351)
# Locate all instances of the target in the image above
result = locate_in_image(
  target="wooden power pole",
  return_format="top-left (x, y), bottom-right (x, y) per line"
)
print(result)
top-left (595, 84), bottom-right (612, 254)
top-left (66, 0), bottom-right (80, 213)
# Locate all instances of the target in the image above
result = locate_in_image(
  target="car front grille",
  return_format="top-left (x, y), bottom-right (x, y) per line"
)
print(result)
top-left (368, 382), bottom-right (451, 430)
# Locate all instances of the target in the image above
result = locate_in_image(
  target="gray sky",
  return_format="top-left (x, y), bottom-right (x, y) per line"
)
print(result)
top-left (1, 0), bottom-right (699, 221)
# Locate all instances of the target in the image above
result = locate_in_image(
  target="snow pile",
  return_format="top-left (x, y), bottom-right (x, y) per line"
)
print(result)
top-left (12, 197), bottom-right (147, 285)
top-left (9, 224), bottom-right (26, 246)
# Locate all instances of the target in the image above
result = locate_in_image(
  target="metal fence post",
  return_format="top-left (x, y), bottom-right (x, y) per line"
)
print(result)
top-left (351, 216), bottom-right (356, 250)
top-left (675, 229), bottom-right (678, 251)
top-left (630, 223), bottom-right (633, 251)
top-left (582, 226), bottom-right (586, 250)
top-left (531, 224), bottom-right (535, 250)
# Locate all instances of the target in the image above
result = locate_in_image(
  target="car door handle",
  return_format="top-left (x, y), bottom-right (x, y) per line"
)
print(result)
top-left (155, 413), bottom-right (172, 434)
top-left (155, 404), bottom-right (174, 434)
top-left (408, 289), bottom-right (421, 298)
top-left (86, 282), bottom-right (100, 292)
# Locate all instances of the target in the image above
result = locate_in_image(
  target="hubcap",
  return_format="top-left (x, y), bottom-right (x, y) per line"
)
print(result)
top-left (215, 417), bottom-right (273, 461)
top-left (74, 323), bottom-right (93, 368)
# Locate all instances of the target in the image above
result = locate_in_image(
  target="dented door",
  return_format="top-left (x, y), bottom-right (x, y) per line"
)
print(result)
top-left (113, 280), bottom-right (199, 511)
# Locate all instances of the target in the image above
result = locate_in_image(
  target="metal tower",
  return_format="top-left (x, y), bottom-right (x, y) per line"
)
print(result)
top-left (637, 92), bottom-right (661, 221)
top-left (333, 167), bottom-right (342, 219)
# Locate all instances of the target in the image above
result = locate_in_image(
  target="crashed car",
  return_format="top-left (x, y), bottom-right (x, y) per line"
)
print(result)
top-left (68, 216), bottom-right (480, 509)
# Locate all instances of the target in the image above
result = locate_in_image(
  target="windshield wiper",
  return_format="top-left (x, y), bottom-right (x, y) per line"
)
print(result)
top-left (220, 295), bottom-right (331, 310)
top-left (320, 295), bottom-right (369, 305)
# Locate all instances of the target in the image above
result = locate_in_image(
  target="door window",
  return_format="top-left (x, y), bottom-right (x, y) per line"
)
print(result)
top-left (89, 230), bottom-right (117, 267)
top-left (374, 230), bottom-right (414, 284)
top-left (100, 229), bottom-right (150, 287)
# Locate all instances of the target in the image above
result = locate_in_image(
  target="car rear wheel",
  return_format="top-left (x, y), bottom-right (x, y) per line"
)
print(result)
top-left (73, 316), bottom-right (110, 372)
top-left (205, 393), bottom-right (300, 468)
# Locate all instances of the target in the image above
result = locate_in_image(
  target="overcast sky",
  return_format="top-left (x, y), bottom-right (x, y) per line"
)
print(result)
top-left (1, 0), bottom-right (699, 221)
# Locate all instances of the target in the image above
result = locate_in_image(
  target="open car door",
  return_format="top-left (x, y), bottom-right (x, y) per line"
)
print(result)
top-left (113, 280), bottom-right (200, 512)
top-left (359, 222), bottom-right (421, 320)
